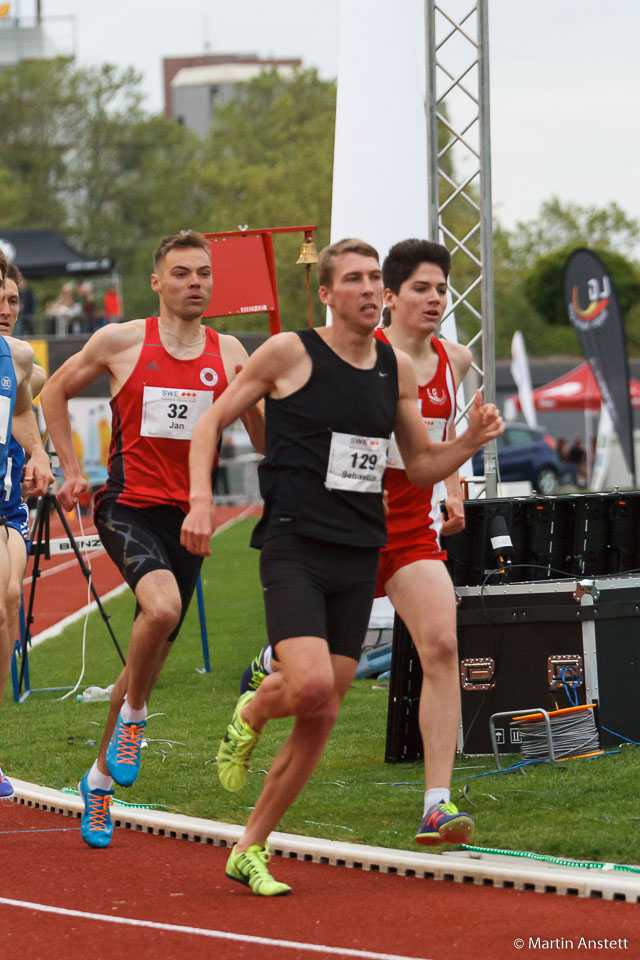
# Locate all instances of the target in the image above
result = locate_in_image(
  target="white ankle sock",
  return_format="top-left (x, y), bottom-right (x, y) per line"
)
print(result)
top-left (262, 645), bottom-right (273, 674)
top-left (87, 760), bottom-right (113, 791)
top-left (424, 788), bottom-right (450, 815)
top-left (121, 698), bottom-right (147, 723)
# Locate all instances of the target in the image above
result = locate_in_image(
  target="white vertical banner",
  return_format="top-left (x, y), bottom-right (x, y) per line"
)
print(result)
top-left (331, 0), bottom-right (428, 260)
top-left (510, 330), bottom-right (537, 428)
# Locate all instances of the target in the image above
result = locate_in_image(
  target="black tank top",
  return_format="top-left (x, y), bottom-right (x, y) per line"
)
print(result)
top-left (251, 328), bottom-right (399, 549)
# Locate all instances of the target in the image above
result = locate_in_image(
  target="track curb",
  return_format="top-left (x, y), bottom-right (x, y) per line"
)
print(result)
top-left (10, 778), bottom-right (640, 902)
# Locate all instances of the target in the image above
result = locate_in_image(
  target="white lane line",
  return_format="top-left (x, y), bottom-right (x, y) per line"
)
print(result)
top-left (23, 504), bottom-right (256, 587)
top-left (26, 504), bottom-right (259, 647)
top-left (0, 897), bottom-right (432, 960)
top-left (23, 551), bottom-right (104, 586)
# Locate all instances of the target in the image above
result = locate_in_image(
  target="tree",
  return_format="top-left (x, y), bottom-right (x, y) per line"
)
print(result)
top-left (0, 57), bottom-right (209, 321)
top-left (501, 197), bottom-right (640, 272)
top-left (197, 69), bottom-right (336, 332)
top-left (0, 57), bottom-right (80, 230)
top-left (493, 199), bottom-right (640, 357)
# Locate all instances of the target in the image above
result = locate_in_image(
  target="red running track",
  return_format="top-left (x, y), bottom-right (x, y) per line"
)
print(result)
top-left (23, 503), bottom-right (260, 637)
top-left (1, 801), bottom-right (638, 960)
top-left (5, 501), bottom-right (639, 959)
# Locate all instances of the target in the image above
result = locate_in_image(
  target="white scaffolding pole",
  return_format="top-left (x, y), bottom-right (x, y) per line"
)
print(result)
top-left (426, 0), bottom-right (497, 496)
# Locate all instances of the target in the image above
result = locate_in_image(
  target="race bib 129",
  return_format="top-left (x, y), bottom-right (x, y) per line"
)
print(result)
top-left (325, 432), bottom-right (388, 493)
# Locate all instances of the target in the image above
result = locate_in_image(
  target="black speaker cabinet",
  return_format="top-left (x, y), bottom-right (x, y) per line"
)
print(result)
top-left (385, 576), bottom-right (640, 760)
top-left (444, 492), bottom-right (640, 585)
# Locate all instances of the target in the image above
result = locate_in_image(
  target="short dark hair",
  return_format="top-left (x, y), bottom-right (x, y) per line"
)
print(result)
top-left (153, 230), bottom-right (210, 270)
top-left (317, 238), bottom-right (379, 288)
top-left (0, 250), bottom-right (7, 284)
top-left (5, 262), bottom-right (23, 286)
top-left (382, 239), bottom-right (451, 294)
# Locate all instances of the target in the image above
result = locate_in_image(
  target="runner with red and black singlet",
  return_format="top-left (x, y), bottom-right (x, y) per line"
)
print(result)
top-left (95, 316), bottom-right (228, 514)
top-left (41, 231), bottom-right (264, 850)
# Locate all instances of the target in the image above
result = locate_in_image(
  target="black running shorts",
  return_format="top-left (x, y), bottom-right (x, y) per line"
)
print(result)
top-left (95, 500), bottom-right (202, 642)
top-left (259, 533), bottom-right (379, 661)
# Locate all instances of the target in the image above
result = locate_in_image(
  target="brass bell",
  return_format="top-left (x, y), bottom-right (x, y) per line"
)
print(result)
top-left (296, 239), bottom-right (318, 264)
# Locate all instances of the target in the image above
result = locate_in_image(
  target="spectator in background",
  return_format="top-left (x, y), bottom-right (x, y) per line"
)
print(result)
top-left (103, 284), bottom-right (122, 323)
top-left (77, 282), bottom-right (99, 333)
top-left (568, 437), bottom-right (587, 487)
top-left (48, 284), bottom-right (82, 337)
top-left (557, 437), bottom-right (579, 486)
top-left (17, 279), bottom-right (36, 336)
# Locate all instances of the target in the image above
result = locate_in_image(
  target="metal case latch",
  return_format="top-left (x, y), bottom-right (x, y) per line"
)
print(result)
top-left (548, 654), bottom-right (584, 690)
top-left (460, 657), bottom-right (495, 691)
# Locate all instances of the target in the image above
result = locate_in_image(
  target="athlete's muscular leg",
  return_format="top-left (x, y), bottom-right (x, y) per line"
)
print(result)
top-left (242, 636), bottom-right (336, 732)
top-left (95, 568), bottom-right (180, 777)
top-left (385, 560), bottom-right (459, 791)
top-left (5, 528), bottom-right (28, 676)
top-left (0, 529), bottom-right (13, 707)
top-left (237, 644), bottom-right (357, 852)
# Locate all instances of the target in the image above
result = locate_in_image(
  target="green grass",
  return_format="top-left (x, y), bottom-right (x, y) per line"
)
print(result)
top-left (3, 518), bottom-right (640, 866)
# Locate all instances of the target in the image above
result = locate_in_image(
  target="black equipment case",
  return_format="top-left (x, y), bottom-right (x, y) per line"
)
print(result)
top-left (385, 575), bottom-right (640, 760)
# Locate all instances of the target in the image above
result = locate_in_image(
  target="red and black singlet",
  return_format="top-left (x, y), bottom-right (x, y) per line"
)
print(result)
top-left (95, 317), bottom-right (229, 515)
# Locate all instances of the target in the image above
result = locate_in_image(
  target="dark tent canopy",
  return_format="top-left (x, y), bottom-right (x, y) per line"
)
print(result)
top-left (0, 230), bottom-right (115, 279)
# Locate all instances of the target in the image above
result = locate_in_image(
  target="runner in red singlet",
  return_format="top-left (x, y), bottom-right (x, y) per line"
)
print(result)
top-left (376, 238), bottom-right (474, 846)
top-left (41, 231), bottom-right (264, 848)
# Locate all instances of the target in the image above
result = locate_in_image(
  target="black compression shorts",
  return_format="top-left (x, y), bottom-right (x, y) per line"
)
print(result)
top-left (259, 533), bottom-right (379, 661)
top-left (95, 500), bottom-right (202, 642)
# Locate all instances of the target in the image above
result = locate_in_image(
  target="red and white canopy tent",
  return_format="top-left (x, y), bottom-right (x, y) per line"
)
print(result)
top-left (505, 361), bottom-right (640, 415)
top-left (505, 362), bottom-right (640, 488)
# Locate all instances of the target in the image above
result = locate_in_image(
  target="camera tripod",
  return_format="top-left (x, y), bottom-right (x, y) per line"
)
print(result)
top-left (16, 491), bottom-right (126, 698)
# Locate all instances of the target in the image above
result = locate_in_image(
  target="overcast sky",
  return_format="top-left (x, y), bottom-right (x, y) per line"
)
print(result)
top-left (23, 0), bottom-right (640, 236)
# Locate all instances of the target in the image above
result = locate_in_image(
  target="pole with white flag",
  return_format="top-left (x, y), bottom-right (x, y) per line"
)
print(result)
top-left (510, 330), bottom-right (537, 428)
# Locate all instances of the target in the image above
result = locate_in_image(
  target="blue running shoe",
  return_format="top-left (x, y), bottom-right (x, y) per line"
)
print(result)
top-left (240, 645), bottom-right (270, 694)
top-left (415, 802), bottom-right (475, 846)
top-left (106, 712), bottom-right (146, 787)
top-left (79, 771), bottom-right (114, 848)
top-left (0, 765), bottom-right (14, 799)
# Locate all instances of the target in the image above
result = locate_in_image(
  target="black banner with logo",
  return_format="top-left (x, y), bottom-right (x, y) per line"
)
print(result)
top-left (564, 248), bottom-right (635, 484)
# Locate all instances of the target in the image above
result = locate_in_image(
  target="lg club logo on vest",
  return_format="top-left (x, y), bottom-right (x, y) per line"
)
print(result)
top-left (426, 388), bottom-right (446, 405)
top-left (1, 377), bottom-right (11, 391)
top-left (200, 368), bottom-right (218, 387)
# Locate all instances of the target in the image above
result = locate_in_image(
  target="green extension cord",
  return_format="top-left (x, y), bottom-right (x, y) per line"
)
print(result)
top-left (61, 787), bottom-right (164, 810)
top-left (461, 844), bottom-right (640, 875)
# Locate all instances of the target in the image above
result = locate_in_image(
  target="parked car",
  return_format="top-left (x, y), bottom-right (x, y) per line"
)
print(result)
top-left (472, 422), bottom-right (563, 495)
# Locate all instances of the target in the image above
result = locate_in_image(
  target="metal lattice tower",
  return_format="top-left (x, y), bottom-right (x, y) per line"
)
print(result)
top-left (426, 0), bottom-right (497, 496)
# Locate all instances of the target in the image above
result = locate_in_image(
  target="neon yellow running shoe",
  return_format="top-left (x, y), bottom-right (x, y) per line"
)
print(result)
top-left (217, 690), bottom-right (260, 792)
top-left (226, 843), bottom-right (291, 896)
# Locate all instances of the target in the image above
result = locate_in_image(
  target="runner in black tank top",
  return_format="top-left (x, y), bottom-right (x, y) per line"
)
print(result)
top-left (252, 326), bottom-right (398, 549)
top-left (182, 239), bottom-right (503, 896)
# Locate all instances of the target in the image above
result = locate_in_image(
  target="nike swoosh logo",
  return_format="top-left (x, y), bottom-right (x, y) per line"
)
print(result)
top-left (379, 372), bottom-right (389, 378)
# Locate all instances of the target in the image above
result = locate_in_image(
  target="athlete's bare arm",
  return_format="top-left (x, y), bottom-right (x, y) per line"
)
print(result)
top-left (442, 339), bottom-right (472, 388)
top-left (181, 332), bottom-right (307, 556)
top-left (439, 339), bottom-right (473, 536)
top-left (30, 364), bottom-right (47, 399)
top-left (393, 349), bottom-right (503, 488)
top-left (5, 338), bottom-right (53, 496)
top-left (218, 333), bottom-right (265, 455)
top-left (40, 320), bottom-right (146, 510)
